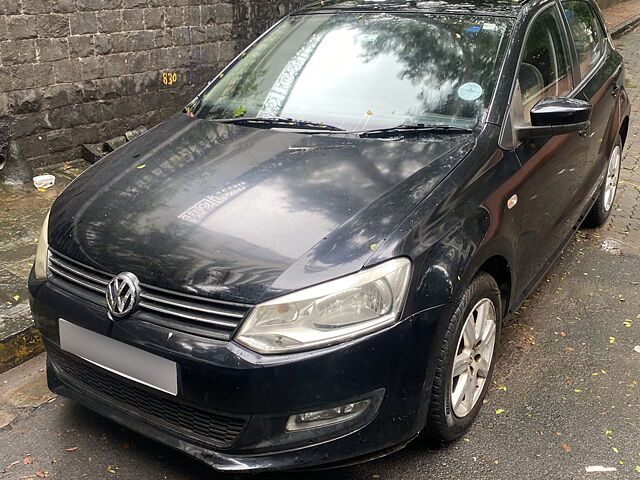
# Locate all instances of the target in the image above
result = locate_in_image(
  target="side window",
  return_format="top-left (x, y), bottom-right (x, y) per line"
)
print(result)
top-left (516, 9), bottom-right (573, 123)
top-left (563, 1), bottom-right (605, 78)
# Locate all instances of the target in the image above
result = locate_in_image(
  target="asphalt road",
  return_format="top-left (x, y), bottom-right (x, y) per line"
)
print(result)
top-left (1, 30), bottom-right (639, 480)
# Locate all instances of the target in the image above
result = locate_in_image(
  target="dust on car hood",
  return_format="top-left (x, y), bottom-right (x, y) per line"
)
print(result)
top-left (49, 113), bottom-right (474, 303)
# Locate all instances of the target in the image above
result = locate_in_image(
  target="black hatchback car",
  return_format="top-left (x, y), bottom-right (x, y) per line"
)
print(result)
top-left (30, 0), bottom-right (630, 472)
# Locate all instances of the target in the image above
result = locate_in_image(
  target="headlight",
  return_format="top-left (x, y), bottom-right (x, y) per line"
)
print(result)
top-left (235, 257), bottom-right (411, 354)
top-left (34, 212), bottom-right (50, 280)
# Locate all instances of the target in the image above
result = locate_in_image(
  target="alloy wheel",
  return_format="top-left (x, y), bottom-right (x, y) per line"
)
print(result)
top-left (603, 145), bottom-right (621, 212)
top-left (450, 298), bottom-right (497, 418)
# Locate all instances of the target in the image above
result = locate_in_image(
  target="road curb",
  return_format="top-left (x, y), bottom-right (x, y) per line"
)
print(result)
top-left (610, 15), bottom-right (640, 39)
top-left (0, 324), bottom-right (44, 374)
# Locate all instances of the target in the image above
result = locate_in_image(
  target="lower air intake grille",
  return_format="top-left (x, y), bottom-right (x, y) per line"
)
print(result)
top-left (49, 346), bottom-right (247, 448)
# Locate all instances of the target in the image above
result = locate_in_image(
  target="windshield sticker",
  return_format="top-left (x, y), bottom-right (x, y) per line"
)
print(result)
top-left (482, 23), bottom-right (498, 31)
top-left (458, 82), bottom-right (483, 101)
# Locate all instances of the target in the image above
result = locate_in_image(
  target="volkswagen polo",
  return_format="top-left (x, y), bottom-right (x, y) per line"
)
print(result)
top-left (29, 0), bottom-right (630, 471)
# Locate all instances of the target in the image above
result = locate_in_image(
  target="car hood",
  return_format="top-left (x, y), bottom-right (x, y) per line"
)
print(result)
top-left (49, 113), bottom-right (474, 304)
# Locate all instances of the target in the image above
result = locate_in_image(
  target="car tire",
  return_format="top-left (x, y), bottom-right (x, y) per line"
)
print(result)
top-left (583, 134), bottom-right (622, 228)
top-left (424, 272), bottom-right (502, 442)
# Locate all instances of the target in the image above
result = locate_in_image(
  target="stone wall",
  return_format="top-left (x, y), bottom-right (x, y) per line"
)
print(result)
top-left (0, 0), bottom-right (305, 169)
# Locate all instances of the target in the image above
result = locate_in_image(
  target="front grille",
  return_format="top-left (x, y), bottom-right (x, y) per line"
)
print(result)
top-left (48, 250), bottom-right (251, 341)
top-left (49, 346), bottom-right (247, 448)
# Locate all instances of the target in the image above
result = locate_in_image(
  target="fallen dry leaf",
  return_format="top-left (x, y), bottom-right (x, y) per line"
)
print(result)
top-left (561, 444), bottom-right (572, 452)
top-left (65, 447), bottom-right (78, 452)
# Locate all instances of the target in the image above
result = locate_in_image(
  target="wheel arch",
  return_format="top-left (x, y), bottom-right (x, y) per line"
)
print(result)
top-left (619, 115), bottom-right (630, 147)
top-left (454, 245), bottom-right (515, 321)
top-left (475, 255), bottom-right (512, 319)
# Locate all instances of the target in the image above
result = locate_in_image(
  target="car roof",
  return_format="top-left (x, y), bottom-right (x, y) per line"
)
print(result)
top-left (295, 0), bottom-right (529, 18)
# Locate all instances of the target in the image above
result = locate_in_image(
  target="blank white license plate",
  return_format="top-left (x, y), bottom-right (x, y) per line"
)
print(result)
top-left (58, 319), bottom-right (178, 396)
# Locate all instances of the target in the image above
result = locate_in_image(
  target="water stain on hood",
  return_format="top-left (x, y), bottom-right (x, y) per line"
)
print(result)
top-left (49, 113), bottom-right (473, 303)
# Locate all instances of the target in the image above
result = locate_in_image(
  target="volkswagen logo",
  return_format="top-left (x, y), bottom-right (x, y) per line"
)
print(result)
top-left (106, 272), bottom-right (140, 318)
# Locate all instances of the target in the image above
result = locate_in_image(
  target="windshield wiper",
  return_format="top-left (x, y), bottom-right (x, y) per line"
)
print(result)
top-left (215, 117), bottom-right (345, 132)
top-left (359, 124), bottom-right (473, 138)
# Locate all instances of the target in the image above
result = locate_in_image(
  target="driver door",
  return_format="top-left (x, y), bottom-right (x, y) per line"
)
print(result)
top-left (510, 5), bottom-right (590, 295)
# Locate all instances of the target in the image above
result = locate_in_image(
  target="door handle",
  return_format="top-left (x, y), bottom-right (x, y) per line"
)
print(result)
top-left (612, 82), bottom-right (621, 97)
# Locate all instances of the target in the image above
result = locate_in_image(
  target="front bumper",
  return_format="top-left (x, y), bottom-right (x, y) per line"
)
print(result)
top-left (30, 271), bottom-right (445, 471)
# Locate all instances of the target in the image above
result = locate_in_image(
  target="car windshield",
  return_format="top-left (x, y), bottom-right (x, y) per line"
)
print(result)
top-left (193, 12), bottom-right (512, 132)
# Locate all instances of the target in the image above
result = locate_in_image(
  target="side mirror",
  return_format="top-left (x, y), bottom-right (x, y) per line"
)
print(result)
top-left (515, 97), bottom-right (592, 141)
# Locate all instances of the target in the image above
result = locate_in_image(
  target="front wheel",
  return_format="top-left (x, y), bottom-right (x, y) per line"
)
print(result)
top-left (583, 135), bottom-right (622, 228)
top-left (424, 272), bottom-right (501, 442)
